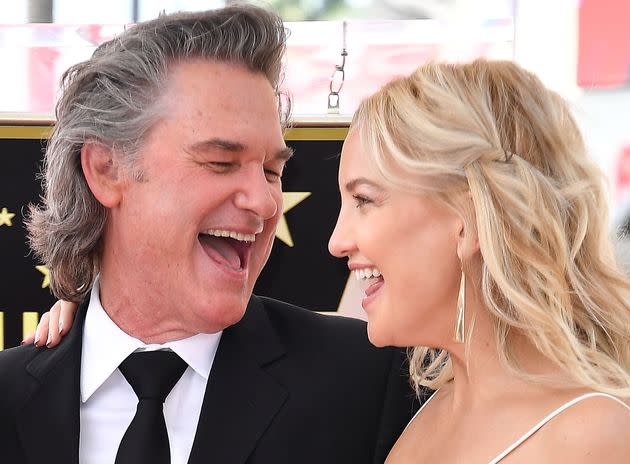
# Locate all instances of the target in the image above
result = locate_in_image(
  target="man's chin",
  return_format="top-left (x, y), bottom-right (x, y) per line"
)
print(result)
top-left (195, 303), bottom-right (248, 333)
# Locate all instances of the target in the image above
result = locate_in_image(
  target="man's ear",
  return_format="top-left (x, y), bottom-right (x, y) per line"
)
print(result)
top-left (456, 193), bottom-right (480, 261)
top-left (80, 142), bottom-right (124, 208)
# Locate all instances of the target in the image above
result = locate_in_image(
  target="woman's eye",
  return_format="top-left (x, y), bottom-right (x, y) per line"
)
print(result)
top-left (353, 194), bottom-right (372, 208)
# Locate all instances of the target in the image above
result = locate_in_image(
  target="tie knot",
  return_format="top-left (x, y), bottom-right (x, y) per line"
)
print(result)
top-left (119, 351), bottom-right (187, 402)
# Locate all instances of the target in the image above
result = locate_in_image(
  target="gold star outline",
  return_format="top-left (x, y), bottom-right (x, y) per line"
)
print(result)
top-left (36, 265), bottom-right (50, 289)
top-left (0, 207), bottom-right (16, 227)
top-left (275, 192), bottom-right (311, 247)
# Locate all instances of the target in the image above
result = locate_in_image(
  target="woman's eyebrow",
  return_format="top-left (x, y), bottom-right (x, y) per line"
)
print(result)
top-left (344, 177), bottom-right (384, 192)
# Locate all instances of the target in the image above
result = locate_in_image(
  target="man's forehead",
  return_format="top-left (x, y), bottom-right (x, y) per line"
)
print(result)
top-left (166, 58), bottom-right (273, 92)
top-left (161, 61), bottom-right (281, 118)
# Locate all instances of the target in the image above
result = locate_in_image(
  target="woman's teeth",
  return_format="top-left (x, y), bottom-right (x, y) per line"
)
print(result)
top-left (353, 268), bottom-right (382, 280)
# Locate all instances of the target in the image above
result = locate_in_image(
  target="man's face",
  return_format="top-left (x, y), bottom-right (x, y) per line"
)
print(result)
top-left (103, 60), bottom-right (289, 336)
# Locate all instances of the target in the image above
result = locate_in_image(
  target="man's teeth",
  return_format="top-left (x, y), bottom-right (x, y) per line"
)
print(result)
top-left (203, 229), bottom-right (256, 243)
top-left (353, 268), bottom-right (382, 280)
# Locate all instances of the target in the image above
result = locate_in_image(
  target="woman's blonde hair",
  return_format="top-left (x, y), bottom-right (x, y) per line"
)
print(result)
top-left (352, 59), bottom-right (630, 396)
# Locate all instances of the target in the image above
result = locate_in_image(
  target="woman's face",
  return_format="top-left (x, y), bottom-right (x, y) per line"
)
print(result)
top-left (329, 130), bottom-right (465, 348)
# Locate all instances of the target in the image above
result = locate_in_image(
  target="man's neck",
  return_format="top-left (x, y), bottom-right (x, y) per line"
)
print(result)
top-left (97, 273), bottom-right (196, 344)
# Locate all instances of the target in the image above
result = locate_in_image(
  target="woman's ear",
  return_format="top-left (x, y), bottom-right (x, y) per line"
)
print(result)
top-left (80, 142), bottom-right (124, 208)
top-left (456, 192), bottom-right (480, 261)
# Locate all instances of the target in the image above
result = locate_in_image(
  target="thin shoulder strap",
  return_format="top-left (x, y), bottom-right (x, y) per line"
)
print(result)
top-left (403, 389), bottom-right (439, 431)
top-left (488, 392), bottom-right (630, 464)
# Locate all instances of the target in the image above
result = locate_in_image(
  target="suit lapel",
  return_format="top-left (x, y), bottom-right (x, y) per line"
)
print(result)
top-left (15, 302), bottom-right (87, 464)
top-left (188, 295), bottom-right (287, 464)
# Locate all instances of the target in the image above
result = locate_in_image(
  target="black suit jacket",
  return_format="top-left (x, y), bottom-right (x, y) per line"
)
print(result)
top-left (0, 294), bottom-right (419, 463)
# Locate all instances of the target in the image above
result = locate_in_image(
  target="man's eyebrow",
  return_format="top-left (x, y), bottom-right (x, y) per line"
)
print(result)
top-left (345, 177), bottom-right (384, 192)
top-left (275, 146), bottom-right (294, 162)
top-left (186, 138), bottom-right (245, 153)
top-left (185, 139), bottom-right (294, 162)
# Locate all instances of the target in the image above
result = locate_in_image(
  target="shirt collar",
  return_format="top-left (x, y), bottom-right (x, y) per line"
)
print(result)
top-left (80, 277), bottom-right (222, 402)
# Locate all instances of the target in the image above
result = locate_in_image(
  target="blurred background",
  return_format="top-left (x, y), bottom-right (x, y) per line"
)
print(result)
top-left (4, 1), bottom-right (627, 249)
top-left (1, 0), bottom-right (627, 195)
top-left (0, 1), bottom-right (629, 326)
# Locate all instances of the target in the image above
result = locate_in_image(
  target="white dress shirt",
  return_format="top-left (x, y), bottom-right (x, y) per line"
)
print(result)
top-left (79, 279), bottom-right (222, 464)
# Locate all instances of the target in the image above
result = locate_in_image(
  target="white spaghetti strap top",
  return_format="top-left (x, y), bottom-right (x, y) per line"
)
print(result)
top-left (405, 391), bottom-right (630, 463)
top-left (404, 389), bottom-right (439, 431)
top-left (489, 392), bottom-right (630, 463)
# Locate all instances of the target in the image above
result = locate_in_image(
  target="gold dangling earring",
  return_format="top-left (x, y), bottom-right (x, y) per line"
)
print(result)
top-left (454, 267), bottom-right (465, 343)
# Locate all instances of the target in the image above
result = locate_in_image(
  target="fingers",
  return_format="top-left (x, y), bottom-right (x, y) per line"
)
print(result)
top-left (58, 300), bottom-right (77, 338)
top-left (21, 332), bottom-right (36, 345)
top-left (45, 301), bottom-right (62, 348)
top-left (30, 301), bottom-right (59, 348)
top-left (41, 300), bottom-right (77, 348)
top-left (21, 300), bottom-right (78, 348)
top-left (33, 311), bottom-right (50, 348)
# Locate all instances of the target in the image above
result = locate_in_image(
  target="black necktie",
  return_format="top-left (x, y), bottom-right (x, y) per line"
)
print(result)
top-left (115, 351), bottom-right (188, 464)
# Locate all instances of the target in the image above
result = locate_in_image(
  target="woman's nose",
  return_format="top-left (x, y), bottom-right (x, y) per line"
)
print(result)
top-left (328, 210), bottom-right (355, 258)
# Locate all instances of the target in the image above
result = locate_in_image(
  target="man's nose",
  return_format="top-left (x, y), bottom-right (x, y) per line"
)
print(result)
top-left (234, 167), bottom-right (278, 220)
top-left (328, 210), bottom-right (354, 258)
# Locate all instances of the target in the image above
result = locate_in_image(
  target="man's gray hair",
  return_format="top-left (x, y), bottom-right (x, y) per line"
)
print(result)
top-left (26, 4), bottom-right (288, 301)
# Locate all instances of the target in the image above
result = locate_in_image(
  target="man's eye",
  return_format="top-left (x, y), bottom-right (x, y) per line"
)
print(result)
top-left (264, 169), bottom-right (281, 182)
top-left (353, 194), bottom-right (372, 208)
top-left (207, 162), bottom-right (234, 173)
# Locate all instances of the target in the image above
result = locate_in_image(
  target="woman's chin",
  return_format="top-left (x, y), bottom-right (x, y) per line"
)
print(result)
top-left (366, 323), bottom-right (392, 348)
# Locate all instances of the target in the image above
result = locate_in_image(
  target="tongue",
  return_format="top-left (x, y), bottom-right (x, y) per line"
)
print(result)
top-left (365, 277), bottom-right (384, 297)
top-left (199, 235), bottom-right (241, 269)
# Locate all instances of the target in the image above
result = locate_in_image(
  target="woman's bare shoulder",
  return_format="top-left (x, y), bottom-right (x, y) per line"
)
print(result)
top-left (540, 393), bottom-right (630, 463)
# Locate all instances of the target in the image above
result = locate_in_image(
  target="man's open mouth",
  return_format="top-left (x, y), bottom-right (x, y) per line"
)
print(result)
top-left (198, 229), bottom-right (255, 271)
